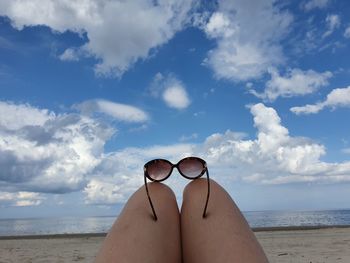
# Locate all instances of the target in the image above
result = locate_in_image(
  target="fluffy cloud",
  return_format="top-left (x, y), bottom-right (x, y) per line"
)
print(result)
top-left (323, 14), bottom-right (341, 38)
top-left (0, 100), bottom-right (149, 197)
top-left (195, 104), bottom-right (350, 184)
top-left (301, 0), bottom-right (330, 11)
top-left (0, 101), bottom-right (55, 130)
top-left (75, 99), bottom-right (149, 122)
top-left (251, 68), bottom-right (332, 101)
top-left (0, 0), bottom-right (196, 77)
top-left (84, 179), bottom-right (125, 205)
top-left (202, 0), bottom-right (292, 81)
top-left (163, 85), bottom-right (191, 109)
top-left (197, 109), bottom-right (322, 182)
top-left (0, 191), bottom-right (44, 207)
top-left (291, 86), bottom-right (350, 114)
top-left (150, 73), bottom-right (191, 110)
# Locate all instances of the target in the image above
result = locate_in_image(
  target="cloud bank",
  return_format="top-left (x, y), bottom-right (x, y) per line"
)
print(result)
top-left (2, 100), bottom-right (350, 207)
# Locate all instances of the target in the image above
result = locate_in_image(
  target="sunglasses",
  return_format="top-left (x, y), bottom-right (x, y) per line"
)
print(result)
top-left (144, 156), bottom-right (210, 221)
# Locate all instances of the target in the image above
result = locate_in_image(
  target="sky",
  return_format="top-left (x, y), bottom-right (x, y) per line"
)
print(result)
top-left (0, 0), bottom-right (350, 218)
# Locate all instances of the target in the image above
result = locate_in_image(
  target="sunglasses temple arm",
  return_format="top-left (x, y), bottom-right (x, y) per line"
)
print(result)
top-left (144, 174), bottom-right (158, 221)
top-left (202, 169), bottom-right (210, 218)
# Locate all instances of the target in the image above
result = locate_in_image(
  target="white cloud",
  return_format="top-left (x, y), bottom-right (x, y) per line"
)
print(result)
top-left (76, 99), bottom-right (149, 123)
top-left (202, 0), bottom-right (293, 81)
top-left (344, 26), bottom-right (350, 38)
top-left (0, 0), bottom-right (196, 77)
top-left (291, 86), bottom-right (350, 114)
top-left (163, 85), bottom-right (191, 109)
top-left (195, 104), bottom-right (350, 184)
top-left (204, 12), bottom-right (233, 38)
top-left (251, 68), bottom-right (332, 101)
top-left (150, 73), bottom-right (191, 110)
top-left (0, 100), bottom-right (114, 194)
top-left (323, 14), bottom-right (341, 38)
top-left (301, 0), bottom-right (330, 11)
top-left (0, 99), bottom-right (148, 199)
top-left (84, 179), bottom-right (124, 205)
top-left (0, 191), bottom-right (44, 207)
top-left (0, 101), bottom-right (55, 130)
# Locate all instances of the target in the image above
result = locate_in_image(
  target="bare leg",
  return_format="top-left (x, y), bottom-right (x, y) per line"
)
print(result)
top-left (95, 183), bottom-right (181, 263)
top-left (181, 179), bottom-right (268, 263)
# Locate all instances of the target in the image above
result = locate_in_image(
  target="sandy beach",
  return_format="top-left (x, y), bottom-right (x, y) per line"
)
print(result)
top-left (1, 227), bottom-right (350, 263)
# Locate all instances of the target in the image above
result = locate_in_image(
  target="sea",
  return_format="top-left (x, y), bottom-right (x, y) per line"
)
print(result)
top-left (0, 209), bottom-right (350, 236)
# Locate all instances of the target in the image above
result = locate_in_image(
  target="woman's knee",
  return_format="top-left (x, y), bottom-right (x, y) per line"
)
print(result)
top-left (137, 182), bottom-right (179, 219)
top-left (182, 178), bottom-right (237, 217)
top-left (181, 179), bottom-right (215, 216)
top-left (142, 182), bottom-right (177, 202)
top-left (183, 178), bottom-right (220, 201)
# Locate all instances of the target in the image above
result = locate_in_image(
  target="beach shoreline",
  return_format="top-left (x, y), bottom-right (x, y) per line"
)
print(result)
top-left (1, 224), bottom-right (349, 239)
top-left (1, 226), bottom-right (350, 262)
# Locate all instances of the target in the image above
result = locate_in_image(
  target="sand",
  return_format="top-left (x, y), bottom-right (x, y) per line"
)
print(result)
top-left (1, 227), bottom-right (350, 262)
top-left (256, 227), bottom-right (350, 263)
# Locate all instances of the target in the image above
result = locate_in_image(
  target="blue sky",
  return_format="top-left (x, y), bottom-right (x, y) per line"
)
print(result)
top-left (0, 0), bottom-right (350, 218)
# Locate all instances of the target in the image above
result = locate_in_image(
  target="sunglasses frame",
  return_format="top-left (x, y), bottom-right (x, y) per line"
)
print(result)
top-left (143, 156), bottom-right (210, 221)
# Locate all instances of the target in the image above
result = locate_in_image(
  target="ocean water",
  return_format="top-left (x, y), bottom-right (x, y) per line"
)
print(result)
top-left (244, 209), bottom-right (350, 228)
top-left (0, 210), bottom-right (350, 236)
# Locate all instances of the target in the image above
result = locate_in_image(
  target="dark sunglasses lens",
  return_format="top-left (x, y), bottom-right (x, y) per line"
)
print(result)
top-left (178, 158), bottom-right (205, 178)
top-left (146, 160), bottom-right (172, 181)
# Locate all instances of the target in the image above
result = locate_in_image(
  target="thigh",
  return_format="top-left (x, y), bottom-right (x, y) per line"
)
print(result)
top-left (95, 183), bottom-right (181, 263)
top-left (181, 179), bottom-right (268, 263)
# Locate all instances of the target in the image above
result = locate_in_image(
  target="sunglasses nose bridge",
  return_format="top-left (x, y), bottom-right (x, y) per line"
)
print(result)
top-left (174, 163), bottom-right (189, 178)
